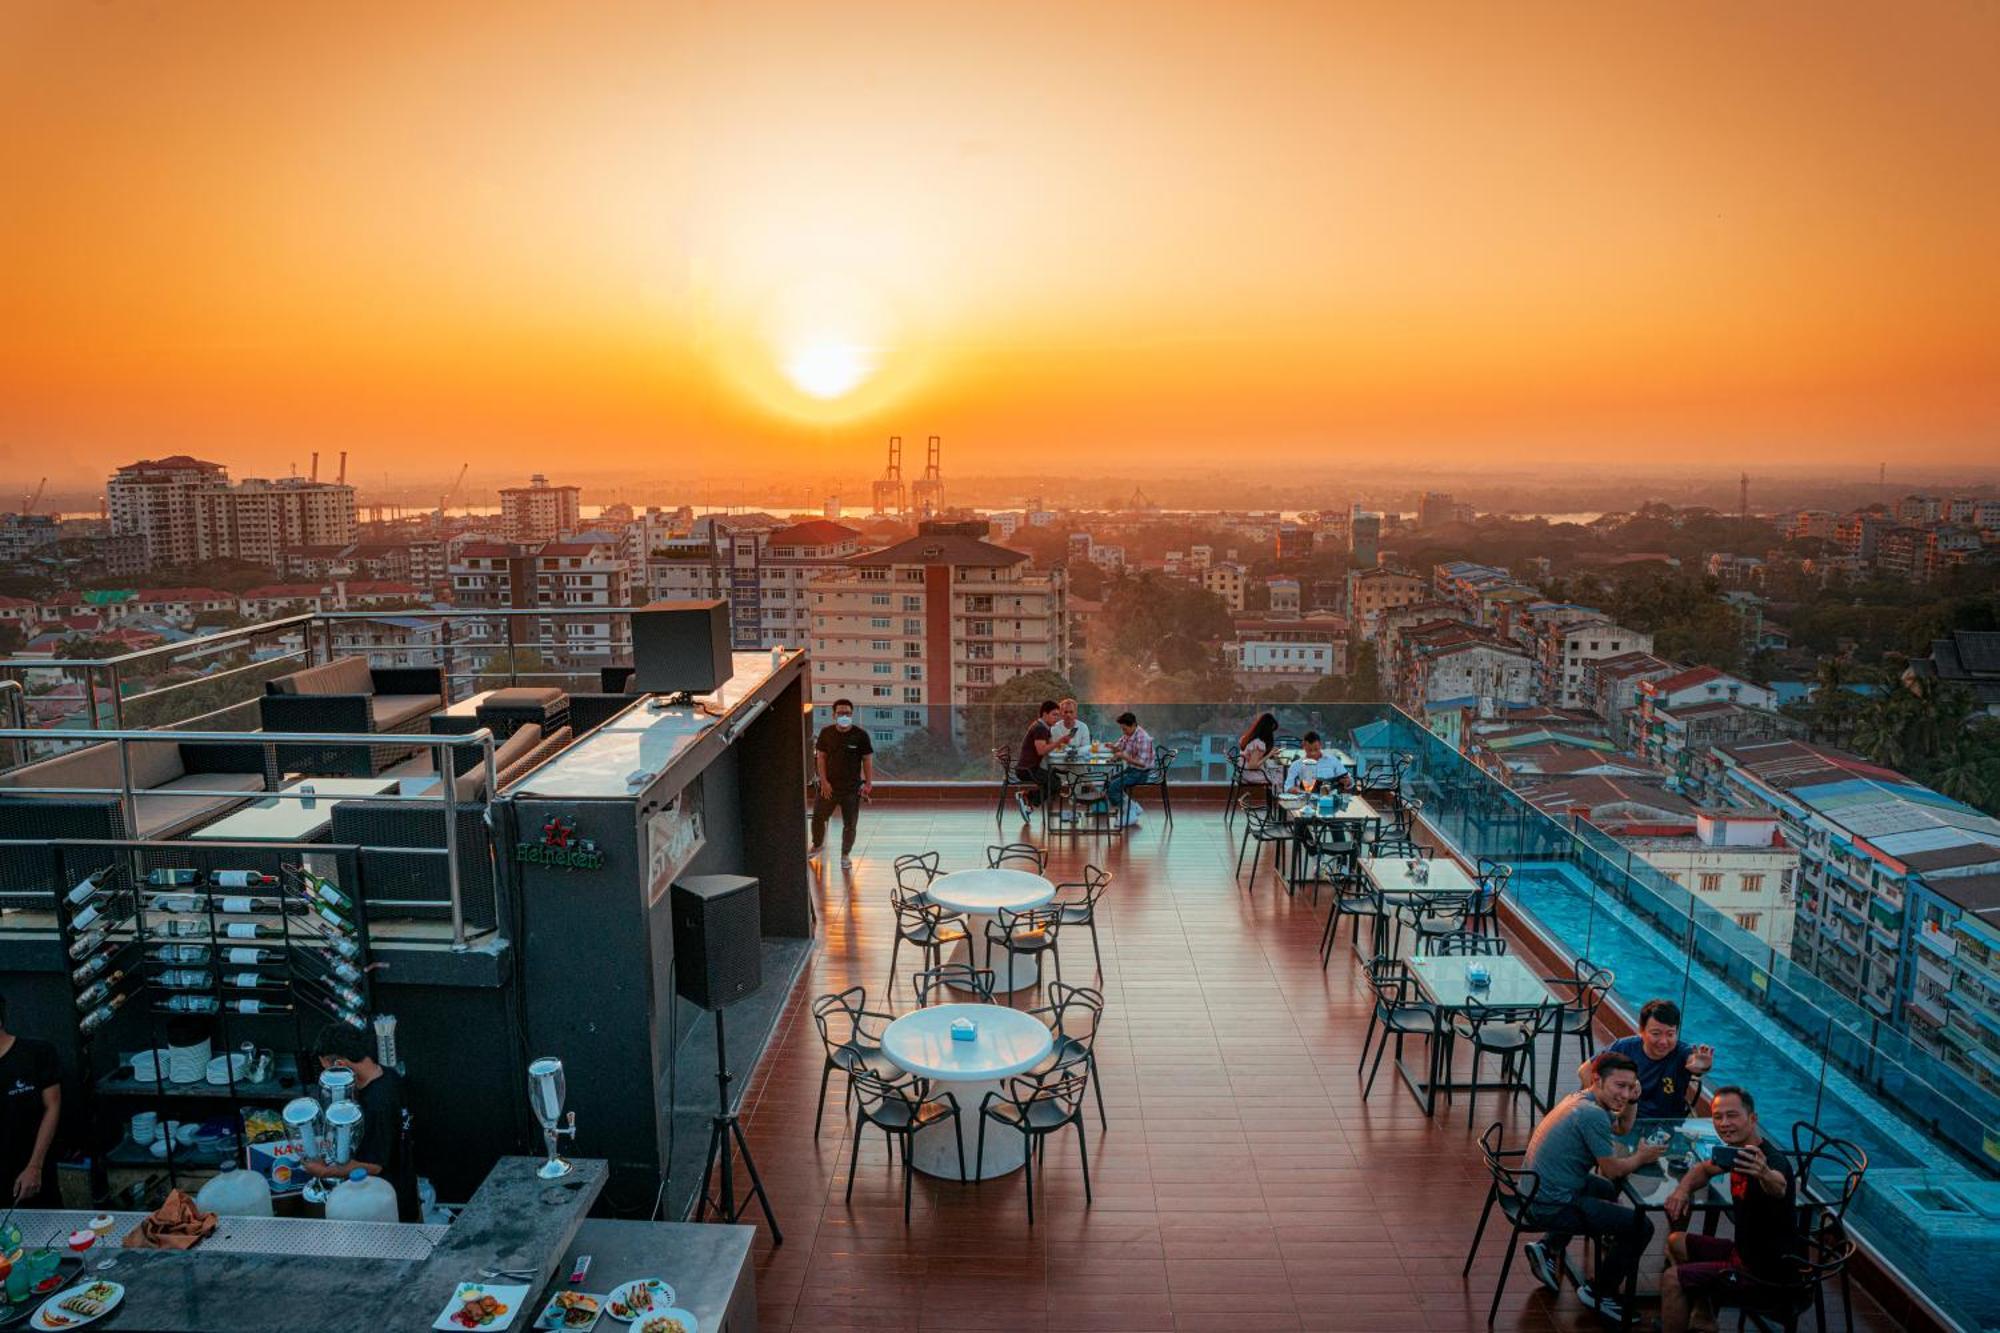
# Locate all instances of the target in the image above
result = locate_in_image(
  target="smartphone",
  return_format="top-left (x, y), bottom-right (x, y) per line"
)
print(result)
top-left (1709, 1145), bottom-right (1740, 1171)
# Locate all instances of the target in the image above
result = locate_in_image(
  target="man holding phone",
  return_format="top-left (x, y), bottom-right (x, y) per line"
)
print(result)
top-left (1579, 998), bottom-right (1715, 1121)
top-left (1658, 1086), bottom-right (1802, 1333)
top-left (1520, 1051), bottom-right (1665, 1323)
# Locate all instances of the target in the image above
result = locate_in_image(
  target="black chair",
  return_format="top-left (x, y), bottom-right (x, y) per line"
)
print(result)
top-left (1371, 826), bottom-right (1426, 860)
top-left (987, 842), bottom-right (1048, 872)
top-left (1410, 890), bottom-right (1482, 954)
top-left (1053, 767), bottom-right (1116, 836)
top-left (1293, 816), bottom-right (1369, 907)
top-left (1234, 792), bottom-right (1292, 893)
top-left (993, 747), bottom-right (1041, 827)
top-left (984, 905), bottom-right (1064, 994)
top-left (1319, 873), bottom-right (1384, 968)
top-left (893, 851), bottom-right (942, 893)
top-left (1707, 1214), bottom-right (1858, 1333)
top-left (1790, 1123), bottom-right (1868, 1333)
top-left (1358, 958), bottom-right (1442, 1104)
top-left (912, 963), bottom-right (995, 1007)
top-left (1421, 930), bottom-right (1507, 957)
top-left (1052, 866), bottom-right (1112, 978)
top-left (1541, 960), bottom-right (1616, 1069)
top-left (1462, 1121), bottom-right (1555, 1326)
top-left (1125, 745), bottom-right (1178, 826)
top-left (1470, 859), bottom-right (1512, 935)
top-left (846, 1069), bottom-right (966, 1223)
top-left (976, 1070), bottom-right (1093, 1224)
top-left (1450, 1001), bottom-right (1557, 1131)
top-left (810, 986), bottom-right (897, 1137)
top-left (1029, 982), bottom-right (1109, 1129)
top-left (888, 896), bottom-right (969, 993)
top-left (1373, 846), bottom-right (1438, 954)
top-left (1222, 743), bottom-right (1249, 820)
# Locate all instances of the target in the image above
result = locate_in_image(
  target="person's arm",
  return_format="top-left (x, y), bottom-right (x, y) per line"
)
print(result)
top-left (1033, 730), bottom-right (1056, 758)
top-left (1682, 1044), bottom-right (1713, 1108)
top-left (814, 747), bottom-right (829, 791)
top-left (1595, 1138), bottom-right (1666, 1180)
top-left (860, 754), bottom-right (874, 795)
top-left (1731, 1143), bottom-right (1787, 1197)
top-left (14, 1084), bottom-right (60, 1201)
top-left (1664, 1158), bottom-right (1723, 1223)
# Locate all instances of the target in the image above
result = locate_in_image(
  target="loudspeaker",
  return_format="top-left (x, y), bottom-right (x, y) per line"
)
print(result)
top-left (631, 599), bottom-right (733, 695)
top-left (671, 874), bottom-right (762, 1010)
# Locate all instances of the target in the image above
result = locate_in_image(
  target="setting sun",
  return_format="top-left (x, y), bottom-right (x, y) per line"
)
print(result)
top-left (783, 340), bottom-right (877, 400)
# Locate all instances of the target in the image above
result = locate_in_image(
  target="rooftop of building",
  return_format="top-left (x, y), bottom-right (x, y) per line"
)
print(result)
top-left (1717, 738), bottom-right (2000, 866)
top-left (848, 530), bottom-right (1029, 568)
top-left (1519, 773), bottom-right (1700, 819)
top-left (766, 519), bottom-right (861, 549)
top-left (112, 454), bottom-right (225, 473)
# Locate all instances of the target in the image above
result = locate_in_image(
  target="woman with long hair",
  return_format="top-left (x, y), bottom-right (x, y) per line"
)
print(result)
top-left (1238, 711), bottom-right (1280, 784)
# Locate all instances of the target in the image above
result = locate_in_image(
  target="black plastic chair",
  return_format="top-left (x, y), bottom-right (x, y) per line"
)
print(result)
top-left (810, 986), bottom-right (897, 1138)
top-left (893, 851), bottom-right (942, 894)
top-left (1053, 866), bottom-right (1112, 978)
top-left (984, 904), bottom-right (1064, 994)
top-left (987, 842), bottom-right (1048, 872)
top-left (1450, 1001), bottom-right (1557, 1130)
top-left (976, 1070), bottom-right (1093, 1224)
top-left (1707, 1213), bottom-right (1857, 1333)
top-left (889, 896), bottom-right (969, 993)
top-left (993, 747), bottom-right (1041, 828)
top-left (1319, 874), bottom-right (1383, 968)
top-left (912, 962), bottom-right (996, 1007)
top-left (846, 1069), bottom-right (966, 1223)
top-left (1222, 743), bottom-right (1249, 820)
top-left (1127, 745), bottom-right (1179, 826)
top-left (1294, 816), bottom-right (1369, 907)
top-left (1462, 1121), bottom-right (1554, 1326)
top-left (1234, 791), bottom-right (1292, 893)
top-left (1790, 1123), bottom-right (1868, 1333)
top-left (1470, 859), bottom-right (1512, 935)
top-left (1358, 958), bottom-right (1442, 1104)
top-left (1421, 930), bottom-right (1507, 957)
top-left (1052, 768), bottom-right (1116, 836)
top-left (1541, 960), bottom-right (1615, 1068)
top-left (1029, 981), bottom-right (1109, 1130)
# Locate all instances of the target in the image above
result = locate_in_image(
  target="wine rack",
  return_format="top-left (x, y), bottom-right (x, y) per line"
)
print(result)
top-left (55, 860), bottom-right (377, 1195)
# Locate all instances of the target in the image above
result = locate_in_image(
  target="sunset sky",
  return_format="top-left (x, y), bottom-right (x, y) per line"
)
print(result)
top-left (3, 1), bottom-right (1997, 489)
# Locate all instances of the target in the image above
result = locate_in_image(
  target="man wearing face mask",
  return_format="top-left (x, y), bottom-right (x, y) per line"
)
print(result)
top-left (810, 698), bottom-right (874, 870)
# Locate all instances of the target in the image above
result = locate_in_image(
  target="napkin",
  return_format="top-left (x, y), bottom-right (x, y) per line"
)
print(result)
top-left (122, 1189), bottom-right (217, 1250)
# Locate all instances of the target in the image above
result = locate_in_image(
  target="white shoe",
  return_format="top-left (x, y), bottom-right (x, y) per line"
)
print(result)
top-left (808, 842), bottom-right (824, 860)
top-left (1124, 801), bottom-right (1143, 824)
top-left (1014, 793), bottom-right (1034, 822)
top-left (840, 856), bottom-right (853, 870)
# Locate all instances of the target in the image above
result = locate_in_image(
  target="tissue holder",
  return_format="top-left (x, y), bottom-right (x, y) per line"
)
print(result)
top-left (950, 1018), bottom-right (978, 1042)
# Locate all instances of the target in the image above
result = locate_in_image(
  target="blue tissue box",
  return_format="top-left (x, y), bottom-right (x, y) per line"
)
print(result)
top-left (950, 1018), bottom-right (978, 1042)
top-left (1466, 966), bottom-right (1491, 989)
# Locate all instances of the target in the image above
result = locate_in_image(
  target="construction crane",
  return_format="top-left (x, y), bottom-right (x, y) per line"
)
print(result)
top-left (909, 435), bottom-right (945, 516)
top-left (872, 436), bottom-right (906, 515)
top-left (20, 478), bottom-right (47, 515)
top-left (435, 463), bottom-right (470, 528)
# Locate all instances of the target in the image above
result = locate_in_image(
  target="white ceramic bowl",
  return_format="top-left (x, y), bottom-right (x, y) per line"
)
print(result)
top-left (205, 1053), bottom-right (250, 1085)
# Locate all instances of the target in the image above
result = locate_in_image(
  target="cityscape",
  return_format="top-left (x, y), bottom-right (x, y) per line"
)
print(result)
top-left (2, 3), bottom-right (1998, 1333)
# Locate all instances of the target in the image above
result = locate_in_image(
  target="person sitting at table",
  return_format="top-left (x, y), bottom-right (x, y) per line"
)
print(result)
top-left (1103, 711), bottom-right (1155, 828)
top-left (1658, 1085), bottom-right (1803, 1333)
top-left (1578, 998), bottom-right (1715, 1122)
top-left (1520, 1051), bottom-right (1665, 1325)
top-left (1237, 712), bottom-right (1279, 785)
top-left (1283, 732), bottom-right (1353, 793)
top-left (307, 1023), bottom-right (419, 1221)
top-left (1012, 699), bottom-right (1062, 822)
top-left (1051, 697), bottom-right (1091, 752)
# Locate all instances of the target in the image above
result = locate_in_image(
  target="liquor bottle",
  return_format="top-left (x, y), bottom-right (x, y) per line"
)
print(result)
top-left (224, 946), bottom-right (279, 966)
top-left (312, 933), bottom-right (363, 963)
top-left (310, 952), bottom-right (366, 986)
top-left (71, 949), bottom-right (119, 986)
top-left (222, 922), bottom-right (281, 941)
top-left (223, 971), bottom-right (283, 991)
top-left (211, 871), bottom-right (278, 889)
top-left (65, 873), bottom-right (107, 908)
top-left (78, 993), bottom-right (128, 1035)
top-left (150, 893), bottom-right (203, 913)
top-left (159, 918), bottom-right (213, 938)
top-left (144, 869), bottom-right (202, 887)
top-left (151, 944), bottom-right (211, 964)
top-left (68, 926), bottom-right (110, 960)
top-left (312, 981), bottom-right (367, 1012)
top-left (74, 970), bottom-right (126, 1009)
top-left (157, 994), bottom-right (219, 1014)
top-left (157, 969), bottom-right (214, 990)
top-left (69, 899), bottom-right (107, 932)
top-left (300, 873), bottom-right (353, 913)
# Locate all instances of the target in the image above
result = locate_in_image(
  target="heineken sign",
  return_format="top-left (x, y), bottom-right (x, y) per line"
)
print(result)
top-left (518, 815), bottom-right (606, 872)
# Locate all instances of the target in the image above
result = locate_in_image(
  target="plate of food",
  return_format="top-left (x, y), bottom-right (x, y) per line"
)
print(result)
top-left (433, 1282), bottom-right (530, 1330)
top-left (603, 1279), bottom-right (674, 1323)
top-left (634, 1310), bottom-right (698, 1333)
top-left (29, 1281), bottom-right (123, 1330)
top-left (534, 1290), bottom-right (605, 1331)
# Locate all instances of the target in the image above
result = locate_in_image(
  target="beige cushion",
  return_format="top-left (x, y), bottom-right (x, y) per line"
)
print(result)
top-left (281, 657), bottom-right (376, 697)
top-left (454, 725), bottom-right (541, 802)
top-left (369, 694), bottom-right (442, 731)
top-left (483, 687), bottom-right (565, 708)
top-left (0, 743), bottom-right (124, 792)
top-left (123, 739), bottom-right (189, 791)
top-left (132, 774), bottom-right (262, 839)
top-left (499, 726), bottom-right (572, 789)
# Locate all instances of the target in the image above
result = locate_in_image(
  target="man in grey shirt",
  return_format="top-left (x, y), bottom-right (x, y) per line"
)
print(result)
top-left (1519, 1051), bottom-right (1665, 1324)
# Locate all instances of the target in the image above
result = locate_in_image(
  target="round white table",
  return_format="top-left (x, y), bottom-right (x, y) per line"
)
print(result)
top-left (880, 1003), bottom-right (1054, 1179)
top-left (924, 868), bottom-right (1057, 993)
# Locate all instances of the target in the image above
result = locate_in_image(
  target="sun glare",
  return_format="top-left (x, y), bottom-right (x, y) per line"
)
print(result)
top-left (783, 340), bottom-right (877, 400)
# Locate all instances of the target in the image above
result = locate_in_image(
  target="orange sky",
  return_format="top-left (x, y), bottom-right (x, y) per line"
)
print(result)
top-left (3, 0), bottom-right (1997, 487)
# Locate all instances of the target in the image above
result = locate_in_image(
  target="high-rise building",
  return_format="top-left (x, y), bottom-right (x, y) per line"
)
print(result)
top-left (106, 455), bottom-right (229, 566)
top-left (645, 519), bottom-right (863, 649)
top-left (1349, 508), bottom-right (1381, 565)
top-left (499, 474), bottom-right (582, 544)
top-left (1522, 607), bottom-right (1653, 709)
top-left (195, 477), bottom-right (358, 567)
top-left (808, 519), bottom-right (1065, 743)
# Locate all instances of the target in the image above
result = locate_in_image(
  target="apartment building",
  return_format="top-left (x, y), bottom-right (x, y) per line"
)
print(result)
top-left (1394, 621), bottom-right (1534, 720)
top-left (1524, 606), bottom-right (1653, 709)
top-left (1715, 739), bottom-right (2000, 1092)
top-left (1226, 613), bottom-right (1346, 691)
top-left (193, 477), bottom-right (358, 568)
top-left (499, 474), bottom-right (582, 544)
top-left (645, 519), bottom-right (863, 650)
top-left (0, 514), bottom-right (60, 564)
top-left (1202, 562), bottom-right (1247, 612)
top-left (106, 456), bottom-right (229, 566)
top-left (808, 520), bottom-right (1065, 744)
top-left (1786, 509), bottom-right (1838, 541)
top-left (1346, 566), bottom-right (1428, 639)
top-left (1584, 651), bottom-right (1683, 745)
top-left (1835, 511), bottom-right (1896, 564)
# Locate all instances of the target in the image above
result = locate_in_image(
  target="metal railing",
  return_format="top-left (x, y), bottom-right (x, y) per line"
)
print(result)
top-left (0, 726), bottom-right (498, 951)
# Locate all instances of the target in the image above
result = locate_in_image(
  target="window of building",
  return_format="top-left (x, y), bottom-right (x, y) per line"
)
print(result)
top-left (869, 593), bottom-right (890, 606)
top-left (903, 686), bottom-right (922, 703)
top-left (869, 616), bottom-right (891, 629)
top-left (872, 663), bottom-right (892, 675)
top-left (1698, 873), bottom-right (1723, 893)
top-left (904, 664), bottom-right (922, 680)
top-left (1740, 873), bottom-right (1764, 893)
top-left (871, 685), bottom-right (892, 698)
top-left (903, 641), bottom-right (921, 658)
top-left (904, 618), bottom-right (922, 636)
top-left (1735, 912), bottom-right (1761, 931)
top-left (902, 596), bottom-right (922, 611)
top-left (904, 709), bottom-right (923, 727)
top-left (869, 639), bottom-right (890, 652)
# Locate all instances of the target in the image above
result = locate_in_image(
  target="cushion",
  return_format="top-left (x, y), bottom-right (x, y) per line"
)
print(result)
top-left (499, 726), bottom-right (572, 789)
top-left (132, 776), bottom-right (262, 839)
top-left (281, 657), bottom-right (376, 698)
top-left (0, 743), bottom-right (124, 792)
top-left (464, 725), bottom-right (542, 801)
top-left (153, 772), bottom-right (265, 798)
top-left (124, 739), bottom-right (189, 792)
top-left (483, 687), bottom-right (565, 708)
top-left (369, 694), bottom-right (443, 731)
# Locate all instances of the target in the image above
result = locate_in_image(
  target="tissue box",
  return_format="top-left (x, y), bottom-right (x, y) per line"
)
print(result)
top-left (950, 1018), bottom-right (978, 1042)
top-left (1466, 966), bottom-right (1491, 989)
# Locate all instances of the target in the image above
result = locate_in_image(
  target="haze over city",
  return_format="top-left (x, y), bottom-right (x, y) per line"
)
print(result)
top-left (4, 0), bottom-right (1998, 490)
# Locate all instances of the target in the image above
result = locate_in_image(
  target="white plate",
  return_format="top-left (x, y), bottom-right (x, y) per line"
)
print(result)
top-left (31, 1279), bottom-right (124, 1329)
top-left (603, 1280), bottom-right (674, 1324)
top-left (205, 1053), bottom-right (250, 1084)
top-left (534, 1291), bottom-right (607, 1331)
top-left (431, 1281), bottom-right (531, 1331)
top-left (632, 1311), bottom-right (699, 1333)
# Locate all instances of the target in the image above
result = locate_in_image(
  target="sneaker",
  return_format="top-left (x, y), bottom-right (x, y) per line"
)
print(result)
top-left (807, 842), bottom-right (825, 860)
top-left (1125, 800), bottom-right (1143, 823)
top-left (1523, 1240), bottom-right (1560, 1293)
top-left (1014, 792), bottom-right (1034, 822)
top-left (840, 856), bottom-right (853, 870)
top-left (1574, 1284), bottom-right (1623, 1323)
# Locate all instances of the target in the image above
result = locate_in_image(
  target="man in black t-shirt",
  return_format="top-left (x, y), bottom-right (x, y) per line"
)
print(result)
top-left (0, 994), bottom-right (62, 1208)
top-left (1012, 700), bottom-right (1061, 822)
top-left (307, 1024), bottom-right (417, 1221)
top-left (1660, 1085), bottom-right (1803, 1333)
top-left (810, 698), bottom-right (875, 870)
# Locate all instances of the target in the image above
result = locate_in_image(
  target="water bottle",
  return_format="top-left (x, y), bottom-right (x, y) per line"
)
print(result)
top-left (194, 1161), bottom-right (273, 1218)
top-left (326, 1169), bottom-right (397, 1224)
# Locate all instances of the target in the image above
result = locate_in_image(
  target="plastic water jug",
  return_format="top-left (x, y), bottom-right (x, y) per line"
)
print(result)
top-left (326, 1168), bottom-right (399, 1223)
top-left (194, 1161), bottom-right (273, 1217)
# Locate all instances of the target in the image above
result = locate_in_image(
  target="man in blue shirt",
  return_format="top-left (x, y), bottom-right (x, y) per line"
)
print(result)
top-left (1578, 998), bottom-right (1715, 1122)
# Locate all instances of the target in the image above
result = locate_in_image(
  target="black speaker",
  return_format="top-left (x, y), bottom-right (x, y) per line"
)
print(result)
top-left (670, 874), bottom-right (762, 1010)
top-left (632, 599), bottom-right (733, 695)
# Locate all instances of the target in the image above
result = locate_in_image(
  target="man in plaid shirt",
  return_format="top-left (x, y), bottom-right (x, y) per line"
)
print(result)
top-left (1104, 711), bottom-right (1155, 828)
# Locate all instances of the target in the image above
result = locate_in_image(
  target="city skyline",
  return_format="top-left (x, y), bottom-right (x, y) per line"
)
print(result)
top-left (4, 1), bottom-right (1998, 482)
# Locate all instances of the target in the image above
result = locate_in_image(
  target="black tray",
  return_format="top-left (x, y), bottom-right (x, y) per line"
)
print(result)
top-left (0, 1253), bottom-right (88, 1326)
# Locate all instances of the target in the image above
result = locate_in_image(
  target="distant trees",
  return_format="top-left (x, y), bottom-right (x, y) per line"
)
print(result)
top-left (962, 667), bottom-right (1075, 762)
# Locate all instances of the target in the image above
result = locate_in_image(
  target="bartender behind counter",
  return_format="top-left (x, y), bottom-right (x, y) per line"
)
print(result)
top-left (0, 993), bottom-right (61, 1207)
top-left (307, 1023), bottom-right (418, 1220)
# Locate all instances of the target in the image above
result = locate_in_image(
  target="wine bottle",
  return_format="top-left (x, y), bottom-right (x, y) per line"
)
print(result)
top-left (151, 944), bottom-right (211, 964)
top-left (224, 946), bottom-right (278, 966)
top-left (308, 901), bottom-right (352, 931)
top-left (157, 994), bottom-right (219, 1014)
top-left (68, 927), bottom-right (110, 960)
top-left (65, 873), bottom-right (107, 908)
top-left (145, 869), bottom-right (201, 887)
top-left (225, 998), bottom-right (291, 1016)
top-left (79, 993), bottom-right (127, 1035)
top-left (223, 971), bottom-right (283, 991)
top-left (212, 871), bottom-right (278, 888)
top-left (70, 899), bottom-right (107, 932)
top-left (158, 968), bottom-right (214, 990)
top-left (150, 893), bottom-right (203, 913)
top-left (217, 895), bottom-right (284, 915)
top-left (159, 918), bottom-right (213, 939)
top-left (300, 874), bottom-right (353, 912)
top-left (74, 970), bottom-right (126, 1009)
top-left (72, 949), bottom-right (119, 986)
top-left (223, 922), bottom-right (280, 941)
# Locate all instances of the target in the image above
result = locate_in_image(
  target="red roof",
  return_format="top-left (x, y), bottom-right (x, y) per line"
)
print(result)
top-left (117, 455), bottom-right (223, 472)
top-left (768, 520), bottom-right (860, 548)
top-left (456, 544), bottom-right (517, 559)
top-left (0, 595), bottom-right (37, 610)
top-left (1648, 665), bottom-right (1728, 696)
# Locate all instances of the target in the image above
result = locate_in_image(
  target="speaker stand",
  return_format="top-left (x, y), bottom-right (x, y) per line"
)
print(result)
top-left (694, 1006), bottom-right (782, 1243)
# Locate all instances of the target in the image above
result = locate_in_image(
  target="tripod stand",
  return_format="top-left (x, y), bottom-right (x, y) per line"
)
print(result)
top-left (695, 1006), bottom-right (782, 1242)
